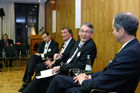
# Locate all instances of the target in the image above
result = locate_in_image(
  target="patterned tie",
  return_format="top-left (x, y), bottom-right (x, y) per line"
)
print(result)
top-left (66, 42), bottom-right (83, 64)
top-left (59, 43), bottom-right (66, 54)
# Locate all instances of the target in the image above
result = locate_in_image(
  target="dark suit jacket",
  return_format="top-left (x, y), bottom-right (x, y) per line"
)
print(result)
top-left (0, 39), bottom-right (14, 57)
top-left (60, 39), bottom-right (97, 74)
top-left (80, 39), bottom-right (140, 93)
top-left (37, 40), bottom-right (59, 59)
top-left (55, 38), bottom-right (76, 65)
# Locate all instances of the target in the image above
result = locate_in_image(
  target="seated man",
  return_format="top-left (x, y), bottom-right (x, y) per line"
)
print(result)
top-left (47, 12), bottom-right (140, 93)
top-left (22, 22), bottom-right (97, 93)
top-left (18, 31), bottom-right (59, 92)
top-left (0, 34), bottom-right (14, 67)
top-left (36, 27), bottom-right (75, 74)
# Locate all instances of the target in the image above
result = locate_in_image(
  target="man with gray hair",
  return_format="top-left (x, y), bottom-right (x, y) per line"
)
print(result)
top-left (47, 12), bottom-right (140, 93)
top-left (22, 22), bottom-right (97, 93)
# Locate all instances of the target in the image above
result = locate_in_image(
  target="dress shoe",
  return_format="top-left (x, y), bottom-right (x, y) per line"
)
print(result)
top-left (24, 77), bottom-right (31, 83)
top-left (18, 82), bottom-right (29, 92)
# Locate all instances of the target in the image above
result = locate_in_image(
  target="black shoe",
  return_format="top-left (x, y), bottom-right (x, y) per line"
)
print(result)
top-left (18, 83), bottom-right (29, 92)
top-left (24, 77), bottom-right (31, 83)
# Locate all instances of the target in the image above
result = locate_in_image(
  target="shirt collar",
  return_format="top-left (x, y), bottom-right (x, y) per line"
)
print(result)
top-left (64, 37), bottom-right (72, 46)
top-left (45, 40), bottom-right (51, 47)
top-left (121, 38), bottom-right (135, 49)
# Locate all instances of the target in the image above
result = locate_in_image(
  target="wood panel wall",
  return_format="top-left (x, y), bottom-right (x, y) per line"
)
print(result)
top-left (81, 0), bottom-right (140, 92)
top-left (81, 0), bottom-right (140, 72)
top-left (55, 0), bottom-right (78, 47)
top-left (45, 0), bottom-right (56, 40)
top-left (45, 0), bottom-right (140, 92)
top-left (45, 0), bottom-right (78, 48)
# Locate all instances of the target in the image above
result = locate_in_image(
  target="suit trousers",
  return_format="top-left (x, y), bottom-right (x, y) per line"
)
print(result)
top-left (23, 55), bottom-right (45, 82)
top-left (47, 75), bottom-right (80, 93)
top-left (22, 75), bottom-right (54, 93)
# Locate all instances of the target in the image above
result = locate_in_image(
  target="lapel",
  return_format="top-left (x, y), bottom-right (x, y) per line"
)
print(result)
top-left (40, 41), bottom-right (46, 53)
top-left (116, 38), bottom-right (137, 55)
top-left (106, 38), bottom-right (138, 68)
top-left (63, 38), bottom-right (74, 54)
top-left (71, 39), bottom-right (92, 60)
top-left (46, 40), bottom-right (53, 53)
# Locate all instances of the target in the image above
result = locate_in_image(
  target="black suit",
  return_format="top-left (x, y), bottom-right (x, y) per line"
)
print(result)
top-left (22, 40), bottom-right (59, 82)
top-left (36, 38), bottom-right (76, 74)
top-left (60, 39), bottom-right (97, 74)
top-left (0, 39), bottom-right (14, 56)
top-left (47, 39), bottom-right (140, 93)
top-left (22, 38), bottom-right (97, 93)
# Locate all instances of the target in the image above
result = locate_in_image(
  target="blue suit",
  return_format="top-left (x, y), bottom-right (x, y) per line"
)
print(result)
top-left (47, 39), bottom-right (140, 93)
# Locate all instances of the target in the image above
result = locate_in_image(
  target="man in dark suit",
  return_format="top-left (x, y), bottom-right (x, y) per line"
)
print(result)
top-left (47, 12), bottom-right (140, 93)
top-left (22, 22), bottom-right (97, 93)
top-left (0, 34), bottom-right (14, 67)
top-left (18, 32), bottom-right (59, 92)
top-left (36, 27), bottom-right (75, 73)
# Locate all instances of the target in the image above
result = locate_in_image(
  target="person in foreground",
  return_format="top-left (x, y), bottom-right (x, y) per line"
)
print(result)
top-left (47, 12), bottom-right (140, 93)
top-left (22, 22), bottom-right (97, 93)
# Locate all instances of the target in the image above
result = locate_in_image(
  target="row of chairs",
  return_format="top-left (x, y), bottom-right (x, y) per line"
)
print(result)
top-left (0, 45), bottom-right (29, 67)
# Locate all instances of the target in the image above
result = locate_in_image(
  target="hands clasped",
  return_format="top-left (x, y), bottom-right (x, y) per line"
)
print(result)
top-left (73, 73), bottom-right (91, 85)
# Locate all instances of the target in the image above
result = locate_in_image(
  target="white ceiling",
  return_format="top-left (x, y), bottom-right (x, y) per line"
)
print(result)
top-left (0, 0), bottom-right (47, 3)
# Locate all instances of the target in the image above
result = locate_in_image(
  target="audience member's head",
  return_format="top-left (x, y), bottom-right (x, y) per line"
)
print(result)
top-left (3, 34), bottom-right (8, 41)
top-left (79, 22), bottom-right (94, 42)
top-left (112, 12), bottom-right (139, 43)
top-left (61, 27), bottom-right (73, 41)
top-left (41, 31), bottom-right (51, 43)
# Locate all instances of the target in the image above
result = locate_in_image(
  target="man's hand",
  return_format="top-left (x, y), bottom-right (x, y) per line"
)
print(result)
top-left (53, 53), bottom-right (62, 60)
top-left (52, 66), bottom-right (60, 74)
top-left (35, 53), bottom-right (41, 56)
top-left (44, 60), bottom-right (52, 68)
top-left (73, 73), bottom-right (91, 85)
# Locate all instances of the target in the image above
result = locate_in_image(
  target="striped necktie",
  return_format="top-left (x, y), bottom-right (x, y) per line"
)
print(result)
top-left (59, 43), bottom-right (66, 54)
top-left (66, 42), bottom-right (83, 64)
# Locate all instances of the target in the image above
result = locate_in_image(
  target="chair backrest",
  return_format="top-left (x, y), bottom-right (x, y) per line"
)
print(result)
top-left (20, 45), bottom-right (28, 57)
top-left (90, 75), bottom-right (140, 93)
top-left (4, 46), bottom-right (17, 59)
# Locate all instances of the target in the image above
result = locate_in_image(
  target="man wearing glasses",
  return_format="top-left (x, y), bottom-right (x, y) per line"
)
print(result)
top-left (22, 22), bottom-right (97, 93)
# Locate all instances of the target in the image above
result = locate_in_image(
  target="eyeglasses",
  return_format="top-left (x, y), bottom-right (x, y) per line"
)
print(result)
top-left (79, 29), bottom-right (91, 34)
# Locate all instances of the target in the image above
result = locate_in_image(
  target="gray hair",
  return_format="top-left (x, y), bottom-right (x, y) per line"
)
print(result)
top-left (81, 22), bottom-right (94, 32)
top-left (114, 12), bottom-right (139, 36)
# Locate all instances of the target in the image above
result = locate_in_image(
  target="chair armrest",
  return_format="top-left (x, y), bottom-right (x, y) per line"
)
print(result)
top-left (90, 89), bottom-right (108, 93)
top-left (90, 89), bottom-right (117, 93)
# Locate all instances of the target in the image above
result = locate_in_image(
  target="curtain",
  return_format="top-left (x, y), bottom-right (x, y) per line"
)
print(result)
top-left (0, 1), bottom-right (15, 42)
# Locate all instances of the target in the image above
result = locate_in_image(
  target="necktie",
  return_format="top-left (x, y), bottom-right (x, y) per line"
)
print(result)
top-left (43, 46), bottom-right (48, 54)
top-left (66, 42), bottom-right (83, 64)
top-left (5, 41), bottom-right (7, 46)
top-left (117, 47), bottom-right (123, 54)
top-left (59, 43), bottom-right (66, 54)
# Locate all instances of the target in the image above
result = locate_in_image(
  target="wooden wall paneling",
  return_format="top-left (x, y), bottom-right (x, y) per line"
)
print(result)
top-left (55, 0), bottom-right (77, 47)
top-left (81, 0), bottom-right (140, 92)
top-left (45, 0), bottom-right (56, 40)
